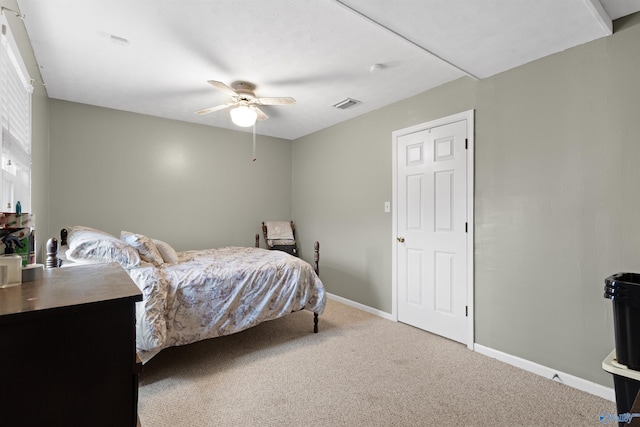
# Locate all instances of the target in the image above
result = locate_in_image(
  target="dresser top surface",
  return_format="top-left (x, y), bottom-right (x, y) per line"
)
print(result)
top-left (0, 263), bottom-right (142, 318)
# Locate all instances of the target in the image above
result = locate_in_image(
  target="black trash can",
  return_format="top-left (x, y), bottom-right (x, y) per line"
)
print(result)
top-left (604, 273), bottom-right (640, 370)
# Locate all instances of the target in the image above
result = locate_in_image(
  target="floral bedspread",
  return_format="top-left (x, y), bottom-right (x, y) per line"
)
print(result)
top-left (127, 246), bottom-right (326, 362)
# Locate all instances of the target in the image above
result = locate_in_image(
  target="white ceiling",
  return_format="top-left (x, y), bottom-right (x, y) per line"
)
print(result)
top-left (15, 0), bottom-right (640, 140)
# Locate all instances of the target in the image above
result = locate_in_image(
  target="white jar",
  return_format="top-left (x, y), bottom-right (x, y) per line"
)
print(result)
top-left (0, 254), bottom-right (22, 287)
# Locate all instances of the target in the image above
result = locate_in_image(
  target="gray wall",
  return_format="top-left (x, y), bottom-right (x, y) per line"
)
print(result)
top-left (293, 13), bottom-right (640, 387)
top-left (292, 78), bottom-right (477, 308)
top-left (48, 100), bottom-right (292, 251)
top-left (474, 14), bottom-right (640, 386)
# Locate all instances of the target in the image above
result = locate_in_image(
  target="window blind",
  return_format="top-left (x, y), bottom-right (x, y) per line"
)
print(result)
top-left (0, 14), bottom-right (32, 212)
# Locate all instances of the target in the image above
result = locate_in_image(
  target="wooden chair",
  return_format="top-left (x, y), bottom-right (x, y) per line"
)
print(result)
top-left (262, 221), bottom-right (298, 257)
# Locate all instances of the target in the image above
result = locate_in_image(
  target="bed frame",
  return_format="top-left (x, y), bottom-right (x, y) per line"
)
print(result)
top-left (45, 229), bottom-right (321, 332)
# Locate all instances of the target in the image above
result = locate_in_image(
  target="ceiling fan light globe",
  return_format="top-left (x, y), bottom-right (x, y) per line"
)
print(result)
top-left (230, 105), bottom-right (257, 127)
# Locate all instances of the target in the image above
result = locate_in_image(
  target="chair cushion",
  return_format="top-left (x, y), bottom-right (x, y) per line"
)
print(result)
top-left (270, 243), bottom-right (298, 256)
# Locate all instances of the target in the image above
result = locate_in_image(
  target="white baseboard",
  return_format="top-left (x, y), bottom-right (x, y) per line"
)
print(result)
top-left (326, 294), bottom-right (615, 402)
top-left (326, 293), bottom-right (394, 321)
top-left (474, 344), bottom-right (615, 402)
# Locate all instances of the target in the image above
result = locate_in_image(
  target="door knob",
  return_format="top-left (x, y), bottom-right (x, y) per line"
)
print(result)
top-left (397, 237), bottom-right (405, 243)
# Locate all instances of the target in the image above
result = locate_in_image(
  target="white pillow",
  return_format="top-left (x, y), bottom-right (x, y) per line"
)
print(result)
top-left (121, 231), bottom-right (164, 267)
top-left (152, 239), bottom-right (179, 264)
top-left (57, 244), bottom-right (84, 267)
top-left (65, 226), bottom-right (140, 269)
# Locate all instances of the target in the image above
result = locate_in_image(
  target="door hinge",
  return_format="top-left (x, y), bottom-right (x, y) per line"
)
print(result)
top-left (465, 138), bottom-right (468, 149)
top-left (465, 306), bottom-right (468, 317)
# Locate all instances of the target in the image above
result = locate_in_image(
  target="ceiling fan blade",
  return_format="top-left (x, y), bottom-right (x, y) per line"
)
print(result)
top-left (255, 97), bottom-right (296, 106)
top-left (207, 80), bottom-right (238, 97)
top-left (194, 102), bottom-right (235, 115)
top-left (252, 106), bottom-right (269, 121)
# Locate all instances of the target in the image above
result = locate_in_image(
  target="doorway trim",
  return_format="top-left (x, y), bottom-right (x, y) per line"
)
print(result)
top-left (391, 109), bottom-right (475, 350)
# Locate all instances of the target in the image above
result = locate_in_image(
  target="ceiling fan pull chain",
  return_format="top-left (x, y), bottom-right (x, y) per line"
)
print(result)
top-left (252, 123), bottom-right (257, 162)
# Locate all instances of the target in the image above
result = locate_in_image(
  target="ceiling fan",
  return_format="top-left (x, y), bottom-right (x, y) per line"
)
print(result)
top-left (195, 80), bottom-right (296, 127)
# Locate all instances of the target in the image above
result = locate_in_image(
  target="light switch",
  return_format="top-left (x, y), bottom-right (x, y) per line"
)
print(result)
top-left (384, 201), bottom-right (391, 213)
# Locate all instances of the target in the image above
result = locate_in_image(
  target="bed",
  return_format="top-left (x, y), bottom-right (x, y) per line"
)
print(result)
top-left (46, 226), bottom-right (326, 363)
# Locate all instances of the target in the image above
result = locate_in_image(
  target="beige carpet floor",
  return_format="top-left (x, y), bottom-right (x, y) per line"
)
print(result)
top-left (138, 299), bottom-right (616, 426)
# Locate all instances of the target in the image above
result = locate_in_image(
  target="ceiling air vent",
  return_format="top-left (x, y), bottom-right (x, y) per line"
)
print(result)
top-left (332, 98), bottom-right (360, 110)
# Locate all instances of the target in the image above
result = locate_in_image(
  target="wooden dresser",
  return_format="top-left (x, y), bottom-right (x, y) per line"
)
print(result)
top-left (0, 263), bottom-right (142, 427)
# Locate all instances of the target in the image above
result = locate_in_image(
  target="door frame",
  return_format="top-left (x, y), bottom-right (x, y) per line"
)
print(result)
top-left (391, 109), bottom-right (475, 350)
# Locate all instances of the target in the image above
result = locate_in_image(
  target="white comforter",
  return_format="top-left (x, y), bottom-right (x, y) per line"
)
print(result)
top-left (126, 246), bottom-right (326, 361)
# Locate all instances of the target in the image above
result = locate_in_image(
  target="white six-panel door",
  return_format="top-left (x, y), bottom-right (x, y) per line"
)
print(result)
top-left (394, 115), bottom-right (471, 345)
